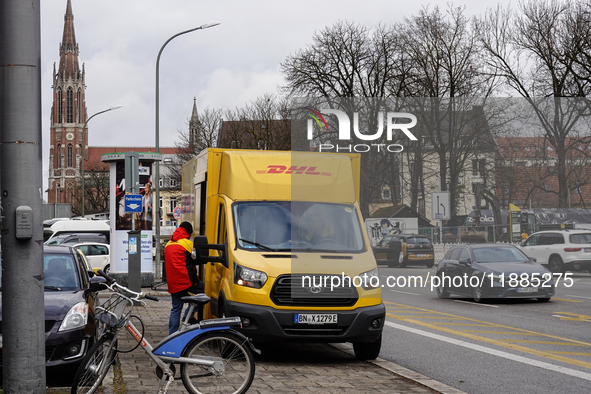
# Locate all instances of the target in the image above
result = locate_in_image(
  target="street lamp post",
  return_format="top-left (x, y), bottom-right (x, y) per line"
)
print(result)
top-left (154, 21), bottom-right (220, 278)
top-left (81, 105), bottom-right (123, 217)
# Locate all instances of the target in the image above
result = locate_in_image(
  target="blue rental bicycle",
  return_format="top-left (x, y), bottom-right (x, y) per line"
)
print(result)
top-left (71, 270), bottom-right (258, 394)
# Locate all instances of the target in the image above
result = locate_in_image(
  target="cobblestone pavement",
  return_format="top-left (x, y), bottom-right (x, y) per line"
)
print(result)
top-left (97, 289), bottom-right (463, 394)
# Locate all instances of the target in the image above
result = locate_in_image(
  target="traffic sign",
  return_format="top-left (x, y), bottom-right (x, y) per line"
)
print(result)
top-left (432, 192), bottom-right (450, 221)
top-left (124, 194), bottom-right (143, 213)
top-left (173, 206), bottom-right (181, 220)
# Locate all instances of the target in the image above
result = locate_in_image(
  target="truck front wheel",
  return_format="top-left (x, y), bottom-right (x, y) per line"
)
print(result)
top-left (353, 334), bottom-right (382, 360)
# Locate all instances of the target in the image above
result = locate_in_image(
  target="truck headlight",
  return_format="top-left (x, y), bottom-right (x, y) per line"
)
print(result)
top-left (234, 262), bottom-right (268, 289)
top-left (58, 302), bottom-right (88, 331)
top-left (360, 267), bottom-right (380, 290)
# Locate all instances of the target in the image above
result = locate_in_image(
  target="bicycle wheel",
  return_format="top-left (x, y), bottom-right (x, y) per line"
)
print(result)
top-left (71, 334), bottom-right (117, 394)
top-left (180, 331), bottom-right (255, 394)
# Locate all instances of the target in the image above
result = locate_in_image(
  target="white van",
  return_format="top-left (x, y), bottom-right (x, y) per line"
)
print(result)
top-left (44, 220), bottom-right (111, 243)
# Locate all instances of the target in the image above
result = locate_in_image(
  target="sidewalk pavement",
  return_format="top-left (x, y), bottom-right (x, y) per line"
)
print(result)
top-left (100, 286), bottom-right (464, 394)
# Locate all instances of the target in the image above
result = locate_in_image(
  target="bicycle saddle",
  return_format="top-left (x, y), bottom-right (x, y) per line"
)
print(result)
top-left (181, 293), bottom-right (210, 306)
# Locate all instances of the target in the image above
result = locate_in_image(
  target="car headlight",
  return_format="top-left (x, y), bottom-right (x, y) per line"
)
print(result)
top-left (360, 267), bottom-right (380, 290)
top-left (234, 262), bottom-right (267, 289)
top-left (58, 302), bottom-right (88, 332)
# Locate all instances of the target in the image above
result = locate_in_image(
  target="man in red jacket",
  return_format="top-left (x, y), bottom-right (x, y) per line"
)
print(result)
top-left (164, 221), bottom-right (203, 334)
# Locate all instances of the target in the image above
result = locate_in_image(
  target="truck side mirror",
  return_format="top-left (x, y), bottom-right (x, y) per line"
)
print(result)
top-left (193, 235), bottom-right (228, 268)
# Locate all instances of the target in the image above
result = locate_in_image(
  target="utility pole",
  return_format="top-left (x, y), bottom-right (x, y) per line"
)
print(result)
top-left (0, 0), bottom-right (46, 392)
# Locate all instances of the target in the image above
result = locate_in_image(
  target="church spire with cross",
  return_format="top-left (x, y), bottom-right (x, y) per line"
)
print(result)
top-left (48, 0), bottom-right (88, 209)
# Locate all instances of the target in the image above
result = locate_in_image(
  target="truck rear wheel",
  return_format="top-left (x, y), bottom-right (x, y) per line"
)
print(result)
top-left (353, 334), bottom-right (382, 360)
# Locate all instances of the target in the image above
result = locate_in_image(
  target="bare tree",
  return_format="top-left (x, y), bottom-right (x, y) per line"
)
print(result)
top-left (478, 0), bottom-right (591, 207)
top-left (170, 106), bottom-right (223, 183)
top-left (402, 5), bottom-right (496, 220)
top-left (72, 161), bottom-right (110, 216)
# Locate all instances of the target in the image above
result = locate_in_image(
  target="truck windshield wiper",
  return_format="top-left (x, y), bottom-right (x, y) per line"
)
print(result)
top-left (239, 238), bottom-right (277, 252)
top-left (44, 285), bottom-right (62, 291)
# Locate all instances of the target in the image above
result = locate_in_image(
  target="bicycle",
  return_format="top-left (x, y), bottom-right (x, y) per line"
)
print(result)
top-left (71, 270), bottom-right (258, 394)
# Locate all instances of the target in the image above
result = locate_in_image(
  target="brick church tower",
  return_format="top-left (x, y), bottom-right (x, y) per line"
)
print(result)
top-left (47, 0), bottom-right (87, 208)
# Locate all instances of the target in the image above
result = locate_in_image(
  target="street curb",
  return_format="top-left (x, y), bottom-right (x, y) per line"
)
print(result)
top-left (330, 343), bottom-right (466, 394)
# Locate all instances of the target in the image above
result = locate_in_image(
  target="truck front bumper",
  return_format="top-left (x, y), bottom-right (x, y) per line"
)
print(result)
top-left (225, 300), bottom-right (385, 344)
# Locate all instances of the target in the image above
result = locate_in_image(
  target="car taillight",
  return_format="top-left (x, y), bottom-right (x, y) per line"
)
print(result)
top-left (407, 244), bottom-right (415, 248)
top-left (564, 247), bottom-right (581, 252)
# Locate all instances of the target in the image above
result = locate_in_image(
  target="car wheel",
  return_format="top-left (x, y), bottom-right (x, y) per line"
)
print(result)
top-left (471, 285), bottom-right (483, 303)
top-left (103, 264), bottom-right (110, 275)
top-left (436, 274), bottom-right (450, 299)
top-left (353, 334), bottom-right (382, 360)
top-left (537, 297), bottom-right (551, 302)
top-left (548, 255), bottom-right (565, 275)
top-left (425, 259), bottom-right (435, 268)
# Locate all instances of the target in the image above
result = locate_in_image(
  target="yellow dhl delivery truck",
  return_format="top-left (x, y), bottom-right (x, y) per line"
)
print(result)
top-left (181, 148), bottom-right (385, 360)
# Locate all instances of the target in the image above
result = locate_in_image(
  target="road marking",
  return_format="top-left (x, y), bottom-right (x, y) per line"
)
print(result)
top-left (568, 295), bottom-right (591, 300)
top-left (460, 331), bottom-right (535, 335)
top-left (552, 298), bottom-right (582, 302)
top-left (385, 321), bottom-right (591, 382)
top-left (389, 289), bottom-right (420, 296)
top-left (548, 351), bottom-right (591, 356)
top-left (551, 312), bottom-right (591, 322)
top-left (498, 340), bottom-right (589, 346)
top-left (454, 300), bottom-right (499, 307)
top-left (430, 323), bottom-right (495, 326)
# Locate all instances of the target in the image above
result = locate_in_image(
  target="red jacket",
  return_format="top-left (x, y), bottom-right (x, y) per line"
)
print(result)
top-left (164, 227), bottom-right (199, 294)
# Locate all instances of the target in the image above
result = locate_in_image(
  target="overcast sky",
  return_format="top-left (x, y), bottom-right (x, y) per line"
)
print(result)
top-left (40, 0), bottom-right (508, 193)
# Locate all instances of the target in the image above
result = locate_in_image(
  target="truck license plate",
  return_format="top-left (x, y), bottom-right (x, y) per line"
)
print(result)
top-left (415, 254), bottom-right (428, 257)
top-left (517, 287), bottom-right (538, 293)
top-left (294, 314), bottom-right (338, 324)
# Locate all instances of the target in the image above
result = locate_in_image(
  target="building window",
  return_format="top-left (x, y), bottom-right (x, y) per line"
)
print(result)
top-left (472, 183), bottom-right (483, 194)
top-left (163, 158), bottom-right (172, 163)
top-left (159, 196), bottom-right (163, 208)
top-left (573, 183), bottom-right (582, 195)
top-left (231, 140), bottom-right (240, 149)
top-left (171, 220), bottom-right (177, 227)
top-left (66, 88), bottom-right (74, 123)
top-left (169, 197), bottom-right (177, 213)
top-left (170, 178), bottom-right (177, 187)
top-left (159, 177), bottom-right (163, 188)
top-left (57, 145), bottom-right (62, 168)
top-left (544, 184), bottom-right (550, 191)
top-left (57, 88), bottom-right (63, 123)
top-left (515, 161), bottom-right (526, 167)
top-left (382, 188), bottom-right (391, 200)
top-left (502, 183), bottom-right (510, 196)
top-left (67, 144), bottom-right (73, 167)
top-left (472, 159), bottom-right (486, 176)
top-left (257, 140), bottom-right (267, 150)
top-left (77, 89), bottom-right (82, 123)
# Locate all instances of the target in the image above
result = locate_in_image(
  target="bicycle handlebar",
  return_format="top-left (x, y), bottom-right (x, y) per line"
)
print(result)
top-left (96, 269), bottom-right (159, 302)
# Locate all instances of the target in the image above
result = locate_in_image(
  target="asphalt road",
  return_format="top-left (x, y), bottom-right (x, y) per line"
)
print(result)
top-left (376, 264), bottom-right (591, 394)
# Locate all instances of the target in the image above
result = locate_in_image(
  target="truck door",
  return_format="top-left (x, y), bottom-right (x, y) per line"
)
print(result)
top-left (211, 202), bottom-right (228, 313)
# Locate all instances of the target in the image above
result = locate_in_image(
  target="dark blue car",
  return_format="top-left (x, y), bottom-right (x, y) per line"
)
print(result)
top-left (435, 244), bottom-right (555, 303)
top-left (0, 245), bottom-right (105, 385)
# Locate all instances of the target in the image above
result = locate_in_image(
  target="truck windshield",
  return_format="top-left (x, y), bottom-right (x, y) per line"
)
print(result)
top-left (233, 201), bottom-right (365, 253)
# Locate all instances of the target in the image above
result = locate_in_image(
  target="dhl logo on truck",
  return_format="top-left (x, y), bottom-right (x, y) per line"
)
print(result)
top-left (257, 165), bottom-right (331, 176)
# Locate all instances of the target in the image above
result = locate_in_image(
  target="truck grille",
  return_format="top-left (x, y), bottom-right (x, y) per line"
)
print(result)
top-left (271, 274), bottom-right (358, 307)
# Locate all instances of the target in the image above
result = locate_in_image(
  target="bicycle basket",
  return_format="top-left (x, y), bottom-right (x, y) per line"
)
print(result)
top-left (95, 293), bottom-right (133, 329)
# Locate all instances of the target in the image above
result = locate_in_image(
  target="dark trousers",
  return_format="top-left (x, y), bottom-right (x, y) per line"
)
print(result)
top-left (169, 282), bottom-right (204, 335)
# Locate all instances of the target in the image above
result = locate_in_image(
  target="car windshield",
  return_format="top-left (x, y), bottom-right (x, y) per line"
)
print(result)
top-left (43, 253), bottom-right (80, 290)
top-left (406, 237), bottom-right (430, 244)
top-left (569, 233), bottom-right (591, 244)
top-left (233, 201), bottom-right (365, 253)
top-left (473, 247), bottom-right (530, 263)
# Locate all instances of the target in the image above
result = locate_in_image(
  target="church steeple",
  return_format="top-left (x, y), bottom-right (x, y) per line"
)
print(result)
top-left (189, 98), bottom-right (201, 150)
top-left (48, 0), bottom-right (87, 210)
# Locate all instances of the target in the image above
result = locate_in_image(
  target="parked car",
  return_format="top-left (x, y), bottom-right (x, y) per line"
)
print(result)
top-left (373, 234), bottom-right (434, 268)
top-left (519, 229), bottom-right (591, 274)
top-left (44, 232), bottom-right (108, 246)
top-left (435, 244), bottom-right (554, 303)
top-left (0, 245), bottom-right (106, 385)
top-left (73, 242), bottom-right (111, 274)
